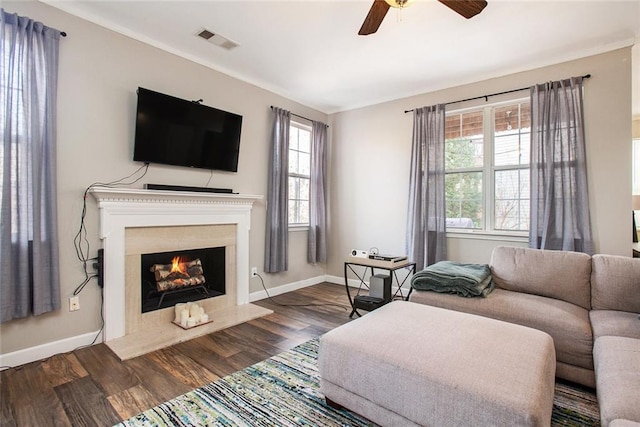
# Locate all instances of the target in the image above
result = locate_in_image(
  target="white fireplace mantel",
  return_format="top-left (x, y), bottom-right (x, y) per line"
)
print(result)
top-left (90, 188), bottom-right (263, 342)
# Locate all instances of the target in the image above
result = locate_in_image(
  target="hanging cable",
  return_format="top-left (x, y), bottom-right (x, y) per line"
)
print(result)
top-left (205, 169), bottom-right (214, 187)
top-left (73, 163), bottom-right (150, 295)
top-left (256, 273), bottom-right (348, 311)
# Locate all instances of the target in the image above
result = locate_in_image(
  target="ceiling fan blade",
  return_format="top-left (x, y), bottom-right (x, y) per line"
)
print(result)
top-left (358, 0), bottom-right (391, 36)
top-left (438, 0), bottom-right (488, 19)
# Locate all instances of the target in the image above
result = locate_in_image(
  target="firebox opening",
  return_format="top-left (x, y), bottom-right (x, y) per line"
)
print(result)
top-left (140, 247), bottom-right (225, 313)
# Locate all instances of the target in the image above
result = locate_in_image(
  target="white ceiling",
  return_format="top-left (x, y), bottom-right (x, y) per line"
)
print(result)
top-left (46, 0), bottom-right (640, 115)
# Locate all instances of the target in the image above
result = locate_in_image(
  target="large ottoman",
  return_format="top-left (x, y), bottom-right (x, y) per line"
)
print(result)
top-left (319, 301), bottom-right (556, 427)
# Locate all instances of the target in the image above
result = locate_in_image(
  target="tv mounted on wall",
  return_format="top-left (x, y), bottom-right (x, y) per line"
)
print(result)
top-left (133, 87), bottom-right (242, 172)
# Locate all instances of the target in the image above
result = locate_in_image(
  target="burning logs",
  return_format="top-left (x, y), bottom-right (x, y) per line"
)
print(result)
top-left (150, 257), bottom-right (206, 292)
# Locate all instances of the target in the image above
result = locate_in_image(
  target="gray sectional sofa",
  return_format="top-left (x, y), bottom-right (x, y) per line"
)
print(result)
top-left (408, 246), bottom-right (640, 427)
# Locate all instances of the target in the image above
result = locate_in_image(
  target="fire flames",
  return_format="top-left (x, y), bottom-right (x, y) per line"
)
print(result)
top-left (150, 256), bottom-right (206, 292)
top-left (170, 256), bottom-right (186, 275)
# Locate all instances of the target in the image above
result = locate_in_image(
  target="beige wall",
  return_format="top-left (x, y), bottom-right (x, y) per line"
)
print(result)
top-left (1, 1), bottom-right (327, 355)
top-left (2, 2), bottom-right (634, 359)
top-left (634, 118), bottom-right (640, 138)
top-left (327, 48), bottom-right (633, 277)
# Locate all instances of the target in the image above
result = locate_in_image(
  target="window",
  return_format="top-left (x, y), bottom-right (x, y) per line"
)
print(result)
top-left (1, 12), bottom-right (61, 321)
top-left (288, 121), bottom-right (311, 225)
top-left (445, 100), bottom-right (531, 234)
top-left (1, 42), bottom-right (24, 237)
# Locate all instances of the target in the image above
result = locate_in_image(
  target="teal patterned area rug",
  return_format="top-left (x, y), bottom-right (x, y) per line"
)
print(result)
top-left (115, 339), bottom-right (600, 427)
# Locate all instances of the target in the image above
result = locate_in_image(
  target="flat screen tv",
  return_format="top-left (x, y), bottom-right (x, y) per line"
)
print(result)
top-left (133, 87), bottom-right (242, 172)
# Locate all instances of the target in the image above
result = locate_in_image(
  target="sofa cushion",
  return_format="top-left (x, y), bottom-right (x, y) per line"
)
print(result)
top-left (591, 254), bottom-right (640, 313)
top-left (593, 336), bottom-right (640, 426)
top-left (590, 310), bottom-right (640, 340)
top-left (409, 288), bottom-right (593, 372)
top-left (490, 246), bottom-right (592, 309)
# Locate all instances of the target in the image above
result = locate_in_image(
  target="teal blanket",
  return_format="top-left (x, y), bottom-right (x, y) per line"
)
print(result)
top-left (411, 261), bottom-right (494, 297)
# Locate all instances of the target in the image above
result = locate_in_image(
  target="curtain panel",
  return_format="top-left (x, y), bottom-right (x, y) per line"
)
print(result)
top-left (529, 76), bottom-right (593, 254)
top-left (1, 9), bottom-right (61, 322)
top-left (406, 104), bottom-right (447, 271)
top-left (308, 121), bottom-right (328, 264)
top-left (264, 107), bottom-right (290, 273)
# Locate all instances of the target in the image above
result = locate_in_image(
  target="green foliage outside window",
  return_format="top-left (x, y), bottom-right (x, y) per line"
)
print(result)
top-left (445, 137), bottom-right (483, 228)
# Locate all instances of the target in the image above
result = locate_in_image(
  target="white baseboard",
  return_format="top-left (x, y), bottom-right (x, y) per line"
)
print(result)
top-left (2, 275), bottom-right (354, 369)
top-left (325, 275), bottom-right (343, 285)
top-left (0, 330), bottom-right (103, 369)
top-left (249, 275), bottom-right (328, 302)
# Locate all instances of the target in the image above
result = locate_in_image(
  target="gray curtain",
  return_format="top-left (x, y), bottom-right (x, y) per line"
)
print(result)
top-left (308, 121), bottom-right (328, 263)
top-left (530, 76), bottom-right (593, 254)
top-left (264, 107), bottom-right (290, 273)
top-left (406, 105), bottom-right (447, 271)
top-left (1, 9), bottom-right (61, 322)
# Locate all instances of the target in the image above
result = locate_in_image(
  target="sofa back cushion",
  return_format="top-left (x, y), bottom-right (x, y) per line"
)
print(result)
top-left (591, 254), bottom-right (640, 313)
top-left (490, 246), bottom-right (592, 309)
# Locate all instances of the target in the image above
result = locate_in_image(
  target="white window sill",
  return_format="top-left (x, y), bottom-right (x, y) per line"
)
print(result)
top-left (446, 229), bottom-right (528, 243)
top-left (289, 224), bottom-right (309, 232)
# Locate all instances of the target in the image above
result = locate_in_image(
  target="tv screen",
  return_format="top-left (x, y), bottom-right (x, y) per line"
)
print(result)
top-left (133, 87), bottom-right (242, 172)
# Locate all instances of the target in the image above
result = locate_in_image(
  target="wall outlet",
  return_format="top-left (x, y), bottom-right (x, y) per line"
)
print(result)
top-left (69, 296), bottom-right (80, 311)
top-left (251, 267), bottom-right (258, 277)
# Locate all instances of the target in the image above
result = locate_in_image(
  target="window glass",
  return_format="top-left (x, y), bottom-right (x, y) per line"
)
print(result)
top-left (445, 172), bottom-right (483, 229)
top-left (445, 112), bottom-right (484, 170)
top-left (494, 104), bottom-right (531, 167)
top-left (445, 100), bottom-right (530, 233)
top-left (495, 169), bottom-right (530, 231)
top-left (288, 122), bottom-right (311, 225)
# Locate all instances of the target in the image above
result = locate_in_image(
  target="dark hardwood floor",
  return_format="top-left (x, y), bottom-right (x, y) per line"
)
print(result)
top-left (0, 282), bottom-right (354, 427)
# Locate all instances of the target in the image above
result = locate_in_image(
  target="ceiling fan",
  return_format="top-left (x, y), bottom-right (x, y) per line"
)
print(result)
top-left (359, 0), bottom-right (488, 36)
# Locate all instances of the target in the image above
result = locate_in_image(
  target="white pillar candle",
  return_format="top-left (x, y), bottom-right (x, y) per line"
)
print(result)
top-left (192, 309), bottom-right (202, 324)
top-left (200, 313), bottom-right (209, 323)
top-left (187, 317), bottom-right (196, 328)
top-left (180, 309), bottom-right (189, 325)
top-left (174, 303), bottom-right (186, 323)
top-left (189, 303), bottom-right (200, 317)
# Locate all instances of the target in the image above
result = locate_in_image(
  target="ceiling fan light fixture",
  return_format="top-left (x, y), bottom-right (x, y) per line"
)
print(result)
top-left (384, 0), bottom-right (415, 9)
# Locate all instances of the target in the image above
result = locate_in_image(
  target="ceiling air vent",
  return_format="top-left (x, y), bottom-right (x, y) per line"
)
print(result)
top-left (196, 28), bottom-right (239, 50)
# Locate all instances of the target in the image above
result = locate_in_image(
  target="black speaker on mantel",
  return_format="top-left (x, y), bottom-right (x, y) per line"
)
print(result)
top-left (145, 184), bottom-right (234, 194)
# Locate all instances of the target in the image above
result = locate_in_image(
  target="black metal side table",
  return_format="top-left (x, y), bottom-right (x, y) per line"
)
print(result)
top-left (344, 258), bottom-right (416, 318)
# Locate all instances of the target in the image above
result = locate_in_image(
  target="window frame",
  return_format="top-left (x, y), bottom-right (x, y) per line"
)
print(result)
top-left (633, 138), bottom-right (640, 230)
top-left (633, 138), bottom-right (640, 195)
top-left (445, 98), bottom-right (530, 241)
top-left (288, 120), bottom-right (312, 229)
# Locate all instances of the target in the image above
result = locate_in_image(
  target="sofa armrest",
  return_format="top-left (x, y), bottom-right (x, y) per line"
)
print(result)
top-left (591, 255), bottom-right (640, 313)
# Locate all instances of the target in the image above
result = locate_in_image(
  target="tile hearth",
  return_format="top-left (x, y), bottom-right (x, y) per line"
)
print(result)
top-left (106, 303), bottom-right (272, 360)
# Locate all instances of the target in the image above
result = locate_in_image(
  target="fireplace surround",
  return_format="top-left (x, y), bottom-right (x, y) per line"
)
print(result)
top-left (90, 188), bottom-right (271, 359)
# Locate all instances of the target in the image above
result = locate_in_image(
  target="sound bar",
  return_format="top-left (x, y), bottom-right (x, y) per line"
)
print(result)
top-left (145, 184), bottom-right (234, 194)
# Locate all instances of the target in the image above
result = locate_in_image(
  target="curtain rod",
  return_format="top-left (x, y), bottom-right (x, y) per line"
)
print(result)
top-left (60, 31), bottom-right (67, 37)
top-left (269, 105), bottom-right (319, 125)
top-left (404, 73), bottom-right (591, 114)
